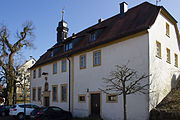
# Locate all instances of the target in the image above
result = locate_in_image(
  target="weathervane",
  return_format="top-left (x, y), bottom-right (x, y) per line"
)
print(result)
top-left (62, 7), bottom-right (65, 21)
top-left (156, 0), bottom-right (161, 6)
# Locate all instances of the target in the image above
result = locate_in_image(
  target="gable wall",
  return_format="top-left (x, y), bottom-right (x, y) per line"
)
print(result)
top-left (148, 11), bottom-right (180, 110)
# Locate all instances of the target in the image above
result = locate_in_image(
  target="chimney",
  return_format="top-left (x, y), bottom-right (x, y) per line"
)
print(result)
top-left (72, 33), bottom-right (76, 36)
top-left (120, 2), bottom-right (128, 15)
top-left (98, 18), bottom-right (104, 23)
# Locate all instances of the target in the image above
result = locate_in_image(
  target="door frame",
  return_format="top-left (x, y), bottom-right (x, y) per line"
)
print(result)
top-left (43, 91), bottom-right (50, 107)
top-left (88, 91), bottom-right (102, 117)
top-left (44, 96), bottom-right (50, 107)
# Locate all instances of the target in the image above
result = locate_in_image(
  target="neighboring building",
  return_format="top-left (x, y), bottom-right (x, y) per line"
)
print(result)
top-left (30, 2), bottom-right (180, 120)
top-left (0, 84), bottom-right (5, 105)
top-left (16, 57), bottom-right (36, 103)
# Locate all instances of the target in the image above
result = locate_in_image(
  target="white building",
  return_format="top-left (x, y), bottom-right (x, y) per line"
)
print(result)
top-left (30, 2), bottom-right (180, 120)
top-left (16, 57), bottom-right (36, 103)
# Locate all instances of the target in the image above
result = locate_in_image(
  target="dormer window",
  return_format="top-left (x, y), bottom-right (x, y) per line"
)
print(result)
top-left (50, 47), bottom-right (60, 57)
top-left (90, 32), bottom-right (97, 42)
top-left (65, 42), bottom-right (73, 51)
top-left (89, 28), bottom-right (103, 42)
top-left (50, 51), bottom-right (54, 57)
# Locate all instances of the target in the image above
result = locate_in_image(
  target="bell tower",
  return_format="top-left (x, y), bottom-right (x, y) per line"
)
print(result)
top-left (56, 10), bottom-right (69, 43)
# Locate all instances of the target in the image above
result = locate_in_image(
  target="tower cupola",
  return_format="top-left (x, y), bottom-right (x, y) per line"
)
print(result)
top-left (56, 10), bottom-right (69, 43)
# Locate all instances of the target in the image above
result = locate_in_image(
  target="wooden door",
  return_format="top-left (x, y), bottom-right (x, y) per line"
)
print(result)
top-left (91, 93), bottom-right (100, 117)
top-left (44, 97), bottom-right (50, 107)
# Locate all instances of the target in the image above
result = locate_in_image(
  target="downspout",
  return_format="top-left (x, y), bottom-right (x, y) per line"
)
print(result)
top-left (66, 56), bottom-right (71, 112)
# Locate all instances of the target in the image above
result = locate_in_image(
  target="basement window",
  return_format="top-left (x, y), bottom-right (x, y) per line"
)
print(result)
top-left (106, 94), bottom-right (118, 103)
top-left (78, 95), bottom-right (86, 102)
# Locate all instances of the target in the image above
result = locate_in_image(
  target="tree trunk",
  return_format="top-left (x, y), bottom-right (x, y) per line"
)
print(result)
top-left (8, 53), bottom-right (15, 105)
top-left (123, 92), bottom-right (127, 120)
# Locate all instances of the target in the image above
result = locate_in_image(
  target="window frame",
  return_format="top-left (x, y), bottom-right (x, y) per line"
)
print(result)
top-left (60, 84), bottom-right (67, 102)
top-left (52, 85), bottom-right (58, 102)
top-left (38, 68), bottom-right (41, 78)
top-left (166, 48), bottom-right (171, 64)
top-left (61, 59), bottom-right (67, 72)
top-left (32, 88), bottom-right (36, 101)
top-left (174, 53), bottom-right (178, 67)
top-left (37, 87), bottom-right (42, 101)
top-left (166, 22), bottom-right (170, 37)
top-left (78, 94), bottom-right (86, 103)
top-left (93, 50), bottom-right (101, 67)
top-left (79, 54), bottom-right (86, 69)
top-left (53, 62), bottom-right (57, 74)
top-left (106, 94), bottom-right (118, 103)
top-left (156, 41), bottom-right (161, 59)
top-left (33, 69), bottom-right (36, 79)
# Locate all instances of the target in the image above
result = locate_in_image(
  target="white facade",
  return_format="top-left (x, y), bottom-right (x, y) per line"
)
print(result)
top-left (30, 7), bottom-right (180, 120)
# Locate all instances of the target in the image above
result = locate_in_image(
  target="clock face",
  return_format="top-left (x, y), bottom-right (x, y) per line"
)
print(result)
top-left (63, 22), bottom-right (67, 27)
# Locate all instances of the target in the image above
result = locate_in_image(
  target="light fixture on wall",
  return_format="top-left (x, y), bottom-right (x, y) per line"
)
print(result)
top-left (87, 88), bottom-right (89, 93)
top-left (42, 72), bottom-right (48, 81)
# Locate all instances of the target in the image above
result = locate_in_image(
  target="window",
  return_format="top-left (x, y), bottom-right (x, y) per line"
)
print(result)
top-left (38, 87), bottom-right (41, 101)
top-left (175, 54), bottom-right (178, 67)
top-left (32, 88), bottom-right (36, 101)
top-left (106, 94), bottom-right (118, 103)
top-left (93, 50), bottom-right (101, 66)
top-left (156, 41), bottom-right (161, 58)
top-left (61, 60), bottom-right (67, 72)
top-left (166, 22), bottom-right (170, 37)
top-left (61, 84), bottom-right (67, 102)
top-left (52, 85), bottom-right (58, 102)
top-left (38, 68), bottom-right (41, 78)
top-left (33, 70), bottom-right (36, 79)
top-left (51, 51), bottom-right (54, 57)
top-left (80, 55), bottom-right (86, 69)
top-left (89, 29), bottom-right (103, 42)
top-left (166, 48), bottom-right (171, 63)
top-left (78, 95), bottom-right (86, 102)
top-left (90, 32), bottom-right (97, 42)
top-left (65, 42), bottom-right (73, 51)
top-left (53, 62), bottom-right (57, 74)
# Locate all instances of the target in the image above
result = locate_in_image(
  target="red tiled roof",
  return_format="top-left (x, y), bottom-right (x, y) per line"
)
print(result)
top-left (31, 2), bottom-right (161, 69)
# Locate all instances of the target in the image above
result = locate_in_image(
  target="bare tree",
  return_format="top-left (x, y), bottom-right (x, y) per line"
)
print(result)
top-left (0, 22), bottom-right (34, 105)
top-left (100, 64), bottom-right (150, 120)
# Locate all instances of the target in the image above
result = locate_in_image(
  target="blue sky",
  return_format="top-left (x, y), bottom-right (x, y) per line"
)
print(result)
top-left (0, 0), bottom-right (180, 63)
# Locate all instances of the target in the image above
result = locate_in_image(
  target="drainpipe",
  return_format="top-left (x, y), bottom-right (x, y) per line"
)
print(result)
top-left (66, 56), bottom-right (71, 112)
